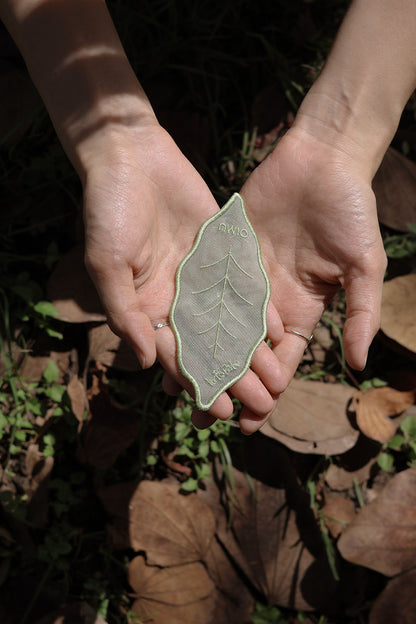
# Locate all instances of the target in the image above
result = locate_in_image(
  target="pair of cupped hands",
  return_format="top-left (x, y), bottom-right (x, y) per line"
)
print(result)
top-left (83, 118), bottom-right (386, 433)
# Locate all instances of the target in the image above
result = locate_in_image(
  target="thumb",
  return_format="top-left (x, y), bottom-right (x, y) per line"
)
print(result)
top-left (86, 256), bottom-right (156, 369)
top-left (342, 255), bottom-right (386, 370)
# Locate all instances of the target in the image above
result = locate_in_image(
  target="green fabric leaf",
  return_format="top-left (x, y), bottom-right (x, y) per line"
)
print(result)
top-left (170, 193), bottom-right (270, 410)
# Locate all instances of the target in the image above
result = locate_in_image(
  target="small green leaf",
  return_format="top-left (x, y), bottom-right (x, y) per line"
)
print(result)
top-left (14, 429), bottom-right (27, 442)
top-left (43, 360), bottom-right (59, 384)
top-left (44, 385), bottom-right (66, 402)
top-left (34, 301), bottom-right (60, 318)
top-left (174, 421), bottom-right (190, 441)
top-left (195, 463), bottom-right (211, 480)
top-left (400, 415), bottom-right (416, 437)
top-left (43, 433), bottom-right (56, 446)
top-left (46, 327), bottom-right (64, 340)
top-left (197, 428), bottom-right (211, 441)
top-left (210, 439), bottom-right (221, 453)
top-left (377, 452), bottom-right (394, 472)
top-left (198, 440), bottom-right (210, 458)
top-left (387, 434), bottom-right (405, 449)
top-left (180, 478), bottom-right (198, 492)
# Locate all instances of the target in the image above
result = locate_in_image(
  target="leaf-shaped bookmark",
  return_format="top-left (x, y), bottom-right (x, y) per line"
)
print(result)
top-left (170, 193), bottom-right (270, 410)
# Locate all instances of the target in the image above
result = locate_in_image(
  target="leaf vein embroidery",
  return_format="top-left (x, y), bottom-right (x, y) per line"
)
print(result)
top-left (193, 248), bottom-right (253, 358)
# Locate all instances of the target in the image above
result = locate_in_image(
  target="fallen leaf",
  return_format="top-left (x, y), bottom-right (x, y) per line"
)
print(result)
top-left (321, 494), bottom-right (356, 538)
top-left (78, 390), bottom-right (141, 470)
top-left (352, 386), bottom-right (415, 443)
top-left (260, 378), bottom-right (358, 454)
top-left (203, 537), bottom-right (254, 624)
top-left (373, 147), bottom-right (416, 232)
top-left (338, 467), bottom-right (416, 576)
top-left (199, 459), bottom-right (337, 612)
top-left (129, 556), bottom-right (215, 624)
top-left (369, 568), bottom-right (416, 624)
top-left (19, 351), bottom-right (71, 385)
top-left (88, 323), bottom-right (138, 371)
top-left (128, 480), bottom-right (216, 565)
top-left (47, 246), bottom-right (106, 323)
top-left (325, 435), bottom-right (381, 490)
top-left (66, 376), bottom-right (88, 424)
top-left (381, 274), bottom-right (416, 354)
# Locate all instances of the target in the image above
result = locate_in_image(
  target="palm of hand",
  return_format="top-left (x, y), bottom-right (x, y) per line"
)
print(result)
top-left (239, 129), bottom-right (386, 430)
top-left (83, 124), bottom-right (282, 424)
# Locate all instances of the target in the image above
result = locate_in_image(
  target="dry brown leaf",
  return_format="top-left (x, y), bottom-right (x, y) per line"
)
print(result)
top-left (128, 480), bottom-right (216, 566)
top-left (19, 351), bottom-right (71, 385)
top-left (321, 494), bottom-right (356, 538)
top-left (369, 568), bottom-right (416, 624)
top-left (66, 376), bottom-right (88, 423)
top-left (88, 323), bottom-right (138, 371)
top-left (338, 467), bottom-right (416, 576)
top-left (352, 386), bottom-right (415, 443)
top-left (129, 556), bottom-right (215, 624)
top-left (381, 274), bottom-right (416, 354)
top-left (261, 378), bottom-right (358, 454)
top-left (203, 538), bottom-right (254, 624)
top-left (373, 147), bottom-right (416, 232)
top-left (47, 246), bottom-right (106, 323)
top-left (78, 390), bottom-right (141, 470)
top-left (325, 435), bottom-right (382, 491)
top-left (203, 464), bottom-right (337, 611)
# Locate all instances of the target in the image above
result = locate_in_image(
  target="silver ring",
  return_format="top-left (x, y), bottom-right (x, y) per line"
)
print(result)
top-left (153, 321), bottom-right (170, 330)
top-left (285, 328), bottom-right (313, 347)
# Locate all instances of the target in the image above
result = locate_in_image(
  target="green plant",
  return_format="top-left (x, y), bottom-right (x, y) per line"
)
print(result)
top-left (383, 223), bottom-right (416, 259)
top-left (378, 414), bottom-right (416, 472)
top-left (160, 392), bottom-right (237, 492)
top-left (250, 602), bottom-right (309, 624)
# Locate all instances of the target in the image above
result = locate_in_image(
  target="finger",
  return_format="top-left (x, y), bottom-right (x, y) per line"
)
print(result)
top-left (267, 301), bottom-right (285, 345)
top-left (228, 368), bottom-right (275, 418)
top-left (155, 326), bottom-right (235, 420)
top-left (86, 256), bottom-right (157, 369)
top-left (342, 257), bottom-right (386, 370)
top-left (238, 403), bottom-right (274, 435)
top-left (250, 341), bottom-right (286, 395)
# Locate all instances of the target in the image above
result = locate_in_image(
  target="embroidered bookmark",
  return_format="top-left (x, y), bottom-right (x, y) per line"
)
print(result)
top-left (170, 193), bottom-right (270, 410)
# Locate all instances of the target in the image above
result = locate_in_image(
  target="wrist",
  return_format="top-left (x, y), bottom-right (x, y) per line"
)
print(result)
top-left (293, 85), bottom-right (398, 182)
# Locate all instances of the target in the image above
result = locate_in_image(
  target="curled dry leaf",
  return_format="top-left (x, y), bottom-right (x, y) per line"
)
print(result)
top-left (352, 386), bottom-right (415, 444)
top-left (369, 568), bottom-right (416, 624)
top-left (129, 556), bottom-right (215, 624)
top-left (66, 376), bottom-right (88, 424)
top-left (381, 274), bottom-right (416, 354)
top-left (325, 435), bottom-right (381, 491)
top-left (47, 246), bottom-right (106, 323)
top-left (373, 147), bottom-right (416, 232)
top-left (338, 467), bottom-right (416, 576)
top-left (261, 378), bottom-right (358, 455)
top-left (128, 480), bottom-right (216, 566)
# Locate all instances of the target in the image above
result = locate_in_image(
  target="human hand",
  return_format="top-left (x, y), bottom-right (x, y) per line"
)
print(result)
top-left (236, 126), bottom-right (387, 433)
top-left (82, 121), bottom-right (285, 424)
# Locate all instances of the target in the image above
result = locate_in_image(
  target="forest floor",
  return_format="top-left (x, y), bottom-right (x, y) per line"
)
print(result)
top-left (1, 1), bottom-right (416, 623)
